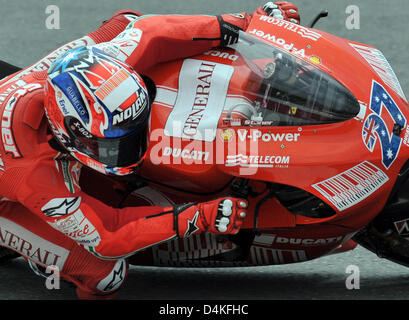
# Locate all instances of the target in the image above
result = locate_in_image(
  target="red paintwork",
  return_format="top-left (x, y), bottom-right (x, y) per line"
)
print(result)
top-left (122, 15), bottom-right (409, 266)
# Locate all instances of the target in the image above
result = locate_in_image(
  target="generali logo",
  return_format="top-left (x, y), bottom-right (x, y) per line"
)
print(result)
top-left (0, 217), bottom-right (69, 269)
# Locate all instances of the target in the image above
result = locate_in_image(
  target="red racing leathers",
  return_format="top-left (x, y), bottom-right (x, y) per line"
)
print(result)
top-left (0, 10), bottom-right (253, 256)
top-left (0, 10), bottom-right (259, 298)
top-left (0, 2), bottom-right (301, 297)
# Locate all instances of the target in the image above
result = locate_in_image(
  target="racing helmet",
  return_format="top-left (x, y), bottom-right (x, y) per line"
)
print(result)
top-left (44, 46), bottom-right (151, 176)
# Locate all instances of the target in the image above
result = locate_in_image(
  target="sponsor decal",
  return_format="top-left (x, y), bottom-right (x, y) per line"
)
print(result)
top-left (0, 80), bottom-right (27, 106)
top-left (0, 217), bottom-right (69, 269)
top-left (259, 15), bottom-right (322, 41)
top-left (153, 85), bottom-right (178, 108)
top-left (243, 119), bottom-right (275, 126)
top-left (203, 50), bottom-right (239, 61)
top-left (184, 211), bottom-right (200, 238)
top-left (112, 89), bottom-right (146, 125)
top-left (222, 117), bottom-right (275, 127)
top-left (41, 197), bottom-right (81, 217)
top-left (71, 121), bottom-right (93, 139)
top-left (309, 55), bottom-right (321, 65)
top-left (350, 43), bottom-right (407, 102)
top-left (253, 233), bottom-right (345, 247)
top-left (362, 80), bottom-right (406, 169)
top-left (96, 259), bottom-right (127, 292)
top-left (153, 86), bottom-right (253, 119)
top-left (163, 147), bottom-right (209, 162)
top-left (94, 68), bottom-right (129, 101)
top-left (226, 154), bottom-right (290, 168)
top-left (127, 28), bottom-right (143, 40)
top-left (237, 129), bottom-right (301, 142)
top-left (164, 59), bottom-right (234, 142)
top-left (181, 61), bottom-right (218, 137)
top-left (220, 128), bottom-right (235, 141)
top-left (84, 156), bottom-right (106, 174)
top-left (65, 83), bottom-right (89, 122)
top-left (94, 43), bottom-right (122, 60)
top-left (394, 218), bottom-right (409, 237)
top-left (84, 62), bottom-right (146, 126)
top-left (47, 204), bottom-right (101, 247)
top-left (117, 23), bottom-right (143, 41)
top-left (221, 117), bottom-right (242, 127)
top-left (1, 83), bottom-right (42, 158)
top-left (107, 39), bottom-right (140, 60)
top-left (248, 28), bottom-right (307, 58)
top-left (312, 161), bottom-right (389, 212)
top-left (57, 96), bottom-right (69, 115)
top-left (96, 25), bottom-right (142, 60)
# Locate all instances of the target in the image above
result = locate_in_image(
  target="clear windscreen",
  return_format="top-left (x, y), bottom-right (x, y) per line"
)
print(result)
top-left (226, 31), bottom-right (360, 126)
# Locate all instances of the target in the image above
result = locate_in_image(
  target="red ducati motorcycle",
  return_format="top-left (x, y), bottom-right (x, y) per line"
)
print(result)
top-left (83, 12), bottom-right (409, 268)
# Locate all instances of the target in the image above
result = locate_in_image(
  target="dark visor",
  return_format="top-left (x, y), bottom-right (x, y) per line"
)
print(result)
top-left (67, 119), bottom-right (149, 167)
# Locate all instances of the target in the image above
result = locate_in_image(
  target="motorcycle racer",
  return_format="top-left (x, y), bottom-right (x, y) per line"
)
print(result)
top-left (0, 2), bottom-right (300, 299)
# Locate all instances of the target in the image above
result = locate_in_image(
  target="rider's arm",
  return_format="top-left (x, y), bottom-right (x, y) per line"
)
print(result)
top-left (86, 1), bottom-right (300, 47)
top-left (86, 2), bottom-right (300, 72)
top-left (17, 159), bottom-right (245, 259)
top-left (90, 13), bottom-right (252, 73)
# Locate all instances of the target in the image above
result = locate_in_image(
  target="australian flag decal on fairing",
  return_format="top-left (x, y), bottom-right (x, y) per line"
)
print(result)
top-left (362, 80), bottom-right (406, 169)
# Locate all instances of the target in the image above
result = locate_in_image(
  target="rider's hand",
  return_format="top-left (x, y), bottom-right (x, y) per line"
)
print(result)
top-left (175, 197), bottom-right (248, 237)
top-left (254, 1), bottom-right (300, 25)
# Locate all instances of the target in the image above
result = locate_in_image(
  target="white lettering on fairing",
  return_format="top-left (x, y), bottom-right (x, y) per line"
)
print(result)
top-left (164, 59), bottom-right (234, 142)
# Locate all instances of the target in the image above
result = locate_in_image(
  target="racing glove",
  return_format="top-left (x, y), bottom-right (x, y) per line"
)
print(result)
top-left (172, 197), bottom-right (248, 238)
top-left (217, 15), bottom-right (246, 46)
top-left (255, 1), bottom-right (300, 24)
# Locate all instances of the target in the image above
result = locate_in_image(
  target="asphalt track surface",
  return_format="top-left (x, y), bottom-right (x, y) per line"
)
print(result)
top-left (0, 0), bottom-right (409, 302)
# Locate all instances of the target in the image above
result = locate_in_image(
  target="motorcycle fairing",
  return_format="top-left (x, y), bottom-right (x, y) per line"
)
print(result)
top-left (120, 15), bottom-right (409, 266)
